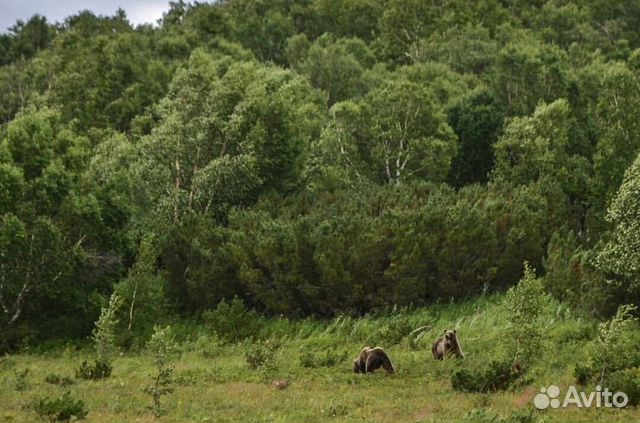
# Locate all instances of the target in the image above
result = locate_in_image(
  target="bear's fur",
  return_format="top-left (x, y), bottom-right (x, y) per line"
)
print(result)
top-left (353, 347), bottom-right (395, 374)
top-left (432, 329), bottom-right (464, 360)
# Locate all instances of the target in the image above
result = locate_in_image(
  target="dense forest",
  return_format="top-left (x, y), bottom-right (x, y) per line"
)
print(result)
top-left (2, 0), bottom-right (640, 351)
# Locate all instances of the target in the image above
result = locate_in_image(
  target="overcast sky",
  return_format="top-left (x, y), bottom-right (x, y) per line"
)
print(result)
top-left (0, 0), bottom-right (172, 33)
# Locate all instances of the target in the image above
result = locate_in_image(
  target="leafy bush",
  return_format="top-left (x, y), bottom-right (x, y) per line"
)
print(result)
top-left (202, 297), bottom-right (263, 343)
top-left (44, 374), bottom-right (74, 386)
top-left (245, 339), bottom-right (280, 382)
top-left (75, 360), bottom-right (112, 380)
top-left (451, 360), bottom-right (520, 393)
top-left (608, 367), bottom-right (640, 406)
top-left (31, 391), bottom-right (88, 422)
top-left (245, 339), bottom-right (279, 370)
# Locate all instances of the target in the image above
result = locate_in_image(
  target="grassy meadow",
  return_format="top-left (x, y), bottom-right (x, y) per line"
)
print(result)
top-left (1, 295), bottom-right (638, 423)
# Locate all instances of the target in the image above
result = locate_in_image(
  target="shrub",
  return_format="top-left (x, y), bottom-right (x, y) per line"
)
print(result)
top-left (202, 297), bottom-right (263, 343)
top-left (31, 391), bottom-right (88, 422)
top-left (143, 325), bottom-right (176, 418)
top-left (245, 339), bottom-right (279, 370)
top-left (608, 367), bottom-right (640, 406)
top-left (245, 339), bottom-right (280, 383)
top-left (44, 374), bottom-right (74, 387)
top-left (451, 360), bottom-right (520, 393)
top-left (75, 360), bottom-right (112, 380)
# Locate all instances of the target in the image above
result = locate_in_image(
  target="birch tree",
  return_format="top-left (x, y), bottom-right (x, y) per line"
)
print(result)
top-left (318, 78), bottom-right (457, 185)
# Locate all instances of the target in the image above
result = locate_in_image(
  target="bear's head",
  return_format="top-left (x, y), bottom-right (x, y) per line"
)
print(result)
top-left (444, 329), bottom-right (458, 345)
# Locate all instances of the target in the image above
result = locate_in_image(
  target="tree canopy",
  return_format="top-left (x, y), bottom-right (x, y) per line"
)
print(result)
top-left (2, 0), bottom-right (640, 348)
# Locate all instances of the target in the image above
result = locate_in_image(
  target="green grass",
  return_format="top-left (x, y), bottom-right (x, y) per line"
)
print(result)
top-left (1, 294), bottom-right (638, 422)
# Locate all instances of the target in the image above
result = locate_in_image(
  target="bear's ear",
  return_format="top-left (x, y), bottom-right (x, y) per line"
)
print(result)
top-left (443, 329), bottom-right (447, 334)
top-left (454, 330), bottom-right (457, 334)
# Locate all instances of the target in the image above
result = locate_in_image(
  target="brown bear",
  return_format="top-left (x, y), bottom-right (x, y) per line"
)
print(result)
top-left (432, 329), bottom-right (464, 360)
top-left (353, 347), bottom-right (395, 374)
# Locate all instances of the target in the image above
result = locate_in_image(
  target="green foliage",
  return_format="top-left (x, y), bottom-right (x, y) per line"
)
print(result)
top-left (74, 360), bottom-right (112, 380)
top-left (591, 304), bottom-right (639, 382)
top-left (245, 339), bottom-right (279, 371)
top-left (244, 338), bottom-right (282, 383)
top-left (144, 325), bottom-right (176, 418)
top-left (159, 215), bottom-right (239, 314)
top-left (592, 60), bottom-right (640, 219)
top-left (291, 34), bottom-right (373, 105)
top-left (451, 360), bottom-right (520, 393)
top-left (31, 391), bottom-right (88, 422)
top-left (608, 367), bottom-right (640, 406)
top-left (574, 363), bottom-right (594, 386)
top-left (3, 0), bottom-right (640, 353)
top-left (93, 293), bottom-right (122, 366)
top-left (299, 347), bottom-right (347, 368)
top-left (114, 237), bottom-right (166, 341)
top-left (597, 152), bottom-right (640, 294)
top-left (448, 87), bottom-right (503, 186)
top-left (493, 99), bottom-right (590, 214)
top-left (139, 50), bottom-right (324, 228)
top-left (493, 37), bottom-right (569, 117)
top-left (503, 264), bottom-right (545, 369)
top-left (545, 234), bottom-right (618, 317)
top-left (202, 297), bottom-right (263, 343)
top-left (317, 77), bottom-right (457, 186)
top-left (1, 15), bottom-right (54, 65)
top-left (543, 230), bottom-right (582, 302)
top-left (44, 374), bottom-right (74, 387)
top-left (75, 293), bottom-right (121, 379)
